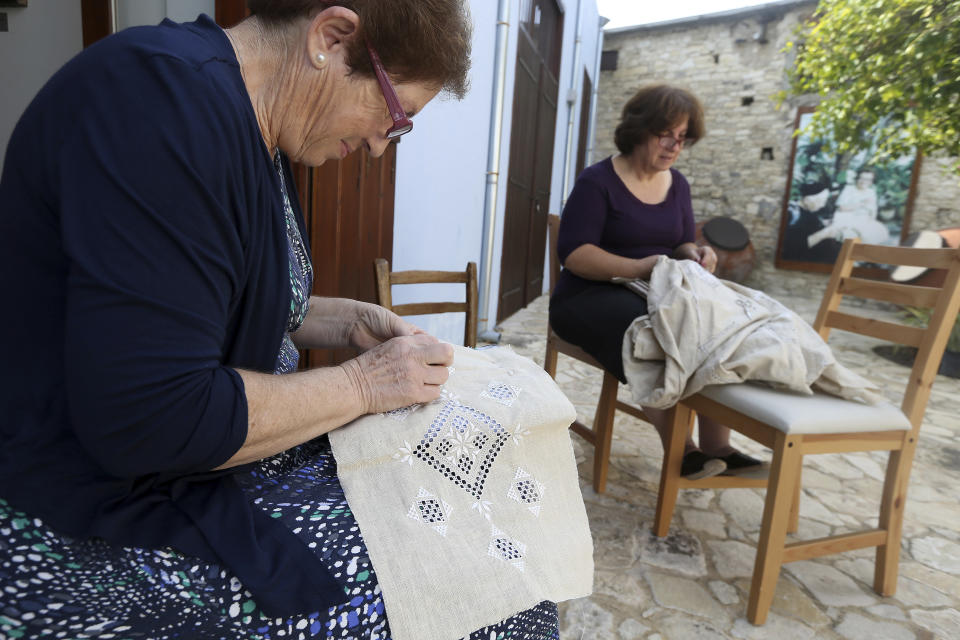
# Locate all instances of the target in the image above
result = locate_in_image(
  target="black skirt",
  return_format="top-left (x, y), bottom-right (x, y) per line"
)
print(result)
top-left (549, 280), bottom-right (649, 383)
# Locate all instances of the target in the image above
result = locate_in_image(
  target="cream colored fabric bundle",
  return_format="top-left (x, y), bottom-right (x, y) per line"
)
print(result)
top-left (328, 345), bottom-right (593, 640)
top-left (622, 256), bottom-right (885, 408)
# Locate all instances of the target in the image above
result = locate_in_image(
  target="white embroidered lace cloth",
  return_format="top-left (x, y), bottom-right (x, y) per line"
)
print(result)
top-left (622, 256), bottom-right (886, 408)
top-left (328, 345), bottom-right (594, 640)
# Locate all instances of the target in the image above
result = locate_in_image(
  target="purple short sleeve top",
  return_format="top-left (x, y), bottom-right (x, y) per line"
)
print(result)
top-left (553, 157), bottom-right (695, 299)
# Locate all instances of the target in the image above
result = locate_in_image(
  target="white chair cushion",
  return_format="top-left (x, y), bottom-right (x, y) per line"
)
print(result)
top-left (697, 383), bottom-right (911, 434)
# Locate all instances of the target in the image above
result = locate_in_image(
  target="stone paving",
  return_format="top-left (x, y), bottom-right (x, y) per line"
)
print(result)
top-left (492, 267), bottom-right (960, 640)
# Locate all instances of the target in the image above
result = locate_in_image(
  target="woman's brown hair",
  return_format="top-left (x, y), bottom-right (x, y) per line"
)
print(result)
top-left (614, 84), bottom-right (705, 155)
top-left (247, 0), bottom-right (472, 99)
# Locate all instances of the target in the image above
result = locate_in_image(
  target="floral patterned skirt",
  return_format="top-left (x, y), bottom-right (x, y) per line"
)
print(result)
top-left (0, 436), bottom-right (559, 639)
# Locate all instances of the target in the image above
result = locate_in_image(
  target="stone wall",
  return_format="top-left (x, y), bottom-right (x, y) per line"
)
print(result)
top-left (594, 0), bottom-right (960, 291)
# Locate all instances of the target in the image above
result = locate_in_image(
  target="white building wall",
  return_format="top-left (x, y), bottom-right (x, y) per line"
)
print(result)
top-left (0, 1), bottom-right (83, 176)
top-left (0, 1), bottom-right (214, 177)
top-left (117, 0), bottom-right (215, 30)
top-left (393, 0), bottom-right (602, 344)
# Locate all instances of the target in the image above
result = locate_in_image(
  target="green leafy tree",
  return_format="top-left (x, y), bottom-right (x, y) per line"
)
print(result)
top-left (782, 0), bottom-right (960, 173)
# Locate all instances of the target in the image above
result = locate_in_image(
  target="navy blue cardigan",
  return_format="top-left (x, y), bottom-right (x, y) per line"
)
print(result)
top-left (0, 15), bottom-right (341, 615)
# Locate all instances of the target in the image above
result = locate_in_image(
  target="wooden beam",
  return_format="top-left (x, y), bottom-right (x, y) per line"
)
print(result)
top-left (390, 270), bottom-right (468, 284)
top-left (838, 277), bottom-right (940, 308)
top-left (679, 474), bottom-right (768, 489)
top-left (569, 421), bottom-right (596, 445)
top-left (851, 244), bottom-right (958, 269)
top-left (615, 400), bottom-right (648, 422)
top-left (801, 431), bottom-right (906, 455)
top-left (824, 311), bottom-right (925, 346)
top-left (783, 530), bottom-right (888, 563)
top-left (392, 302), bottom-right (467, 316)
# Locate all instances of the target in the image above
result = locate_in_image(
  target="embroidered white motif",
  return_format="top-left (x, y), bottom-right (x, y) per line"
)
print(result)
top-left (509, 421), bottom-right (531, 446)
top-left (480, 380), bottom-right (522, 407)
top-left (413, 400), bottom-right (508, 500)
top-left (487, 525), bottom-right (526, 572)
top-left (439, 423), bottom-right (481, 470)
top-left (407, 488), bottom-right (453, 537)
top-left (471, 499), bottom-right (493, 521)
top-left (436, 386), bottom-right (460, 404)
top-left (383, 404), bottom-right (421, 422)
top-left (507, 467), bottom-right (545, 517)
top-left (393, 441), bottom-right (416, 466)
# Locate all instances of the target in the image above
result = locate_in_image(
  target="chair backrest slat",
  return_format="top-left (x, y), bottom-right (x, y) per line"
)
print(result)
top-left (837, 277), bottom-right (941, 308)
top-left (392, 302), bottom-right (468, 316)
top-left (373, 257), bottom-right (479, 348)
top-left (390, 270), bottom-right (469, 285)
top-left (850, 243), bottom-right (957, 268)
top-left (823, 311), bottom-right (925, 347)
top-left (548, 213), bottom-right (561, 294)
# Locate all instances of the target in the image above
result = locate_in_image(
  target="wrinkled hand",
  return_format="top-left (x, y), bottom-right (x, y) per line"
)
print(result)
top-left (348, 301), bottom-right (425, 352)
top-left (340, 334), bottom-right (454, 414)
top-left (695, 245), bottom-right (718, 274)
top-left (674, 243), bottom-right (717, 274)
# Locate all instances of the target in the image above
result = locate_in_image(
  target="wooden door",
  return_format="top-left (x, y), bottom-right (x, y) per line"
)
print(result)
top-left (300, 147), bottom-right (397, 368)
top-left (497, 0), bottom-right (563, 322)
top-left (212, 1), bottom-right (396, 368)
top-left (575, 68), bottom-right (592, 179)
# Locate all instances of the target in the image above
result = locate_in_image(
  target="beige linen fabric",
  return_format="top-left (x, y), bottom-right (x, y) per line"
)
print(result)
top-left (328, 345), bottom-right (593, 640)
top-left (622, 256), bottom-right (885, 408)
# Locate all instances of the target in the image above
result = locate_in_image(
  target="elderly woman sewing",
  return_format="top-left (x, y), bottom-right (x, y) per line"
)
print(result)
top-left (0, 1), bottom-right (559, 637)
top-left (549, 84), bottom-right (765, 480)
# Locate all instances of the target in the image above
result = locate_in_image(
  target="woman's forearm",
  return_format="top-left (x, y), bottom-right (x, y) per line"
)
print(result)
top-left (290, 297), bottom-right (363, 350)
top-left (215, 365), bottom-right (363, 469)
top-left (564, 244), bottom-right (659, 281)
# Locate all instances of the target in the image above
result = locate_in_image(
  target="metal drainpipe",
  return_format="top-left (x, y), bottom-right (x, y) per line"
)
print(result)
top-left (585, 16), bottom-right (609, 166)
top-left (110, 0), bottom-right (120, 33)
top-left (559, 0), bottom-right (584, 211)
top-left (477, 0), bottom-right (511, 343)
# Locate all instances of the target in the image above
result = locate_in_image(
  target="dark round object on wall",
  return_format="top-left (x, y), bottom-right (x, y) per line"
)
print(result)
top-left (702, 216), bottom-right (751, 251)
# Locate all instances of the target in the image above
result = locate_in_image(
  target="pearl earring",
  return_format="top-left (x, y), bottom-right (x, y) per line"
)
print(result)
top-left (316, 52), bottom-right (326, 65)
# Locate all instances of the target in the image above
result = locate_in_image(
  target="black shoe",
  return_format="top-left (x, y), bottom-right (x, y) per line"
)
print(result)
top-left (719, 451), bottom-right (766, 475)
top-left (681, 450), bottom-right (727, 480)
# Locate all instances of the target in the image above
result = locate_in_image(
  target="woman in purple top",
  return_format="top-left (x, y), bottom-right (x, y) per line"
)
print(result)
top-left (550, 85), bottom-right (763, 479)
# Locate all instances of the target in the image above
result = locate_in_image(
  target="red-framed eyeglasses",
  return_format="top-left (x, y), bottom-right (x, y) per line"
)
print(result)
top-left (366, 42), bottom-right (413, 139)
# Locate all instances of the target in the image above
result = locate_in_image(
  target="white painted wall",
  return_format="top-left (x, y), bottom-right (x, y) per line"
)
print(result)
top-left (0, 1), bottom-right (82, 176)
top-left (0, 1), bottom-right (215, 177)
top-left (117, 0), bottom-right (215, 30)
top-left (393, 0), bottom-right (603, 344)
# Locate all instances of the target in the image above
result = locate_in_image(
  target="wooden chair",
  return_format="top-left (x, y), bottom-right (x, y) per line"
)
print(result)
top-left (373, 258), bottom-right (478, 348)
top-left (653, 238), bottom-right (960, 624)
top-left (542, 213), bottom-right (661, 493)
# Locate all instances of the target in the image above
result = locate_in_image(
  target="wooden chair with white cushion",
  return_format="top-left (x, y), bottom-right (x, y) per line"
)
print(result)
top-left (653, 238), bottom-right (960, 624)
top-left (373, 258), bottom-right (478, 348)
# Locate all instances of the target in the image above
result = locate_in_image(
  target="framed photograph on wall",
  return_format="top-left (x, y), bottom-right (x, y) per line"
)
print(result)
top-left (775, 106), bottom-right (922, 275)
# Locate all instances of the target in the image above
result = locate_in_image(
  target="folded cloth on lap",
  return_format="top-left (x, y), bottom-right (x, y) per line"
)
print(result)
top-left (622, 256), bottom-right (885, 409)
top-left (329, 345), bottom-right (593, 640)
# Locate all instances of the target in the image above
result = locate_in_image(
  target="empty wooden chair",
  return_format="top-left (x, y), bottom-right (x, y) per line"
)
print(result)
top-left (654, 238), bottom-right (960, 624)
top-left (373, 258), bottom-right (478, 348)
